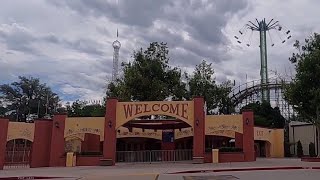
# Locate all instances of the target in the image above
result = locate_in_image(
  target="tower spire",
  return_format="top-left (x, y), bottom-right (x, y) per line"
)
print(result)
top-left (112, 29), bottom-right (121, 82)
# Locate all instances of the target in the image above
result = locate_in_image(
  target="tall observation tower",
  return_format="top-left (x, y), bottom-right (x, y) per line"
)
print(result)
top-left (112, 30), bottom-right (121, 82)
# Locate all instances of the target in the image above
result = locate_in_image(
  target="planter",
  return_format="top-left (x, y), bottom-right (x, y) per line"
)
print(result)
top-left (219, 152), bottom-right (245, 163)
top-left (301, 157), bottom-right (320, 162)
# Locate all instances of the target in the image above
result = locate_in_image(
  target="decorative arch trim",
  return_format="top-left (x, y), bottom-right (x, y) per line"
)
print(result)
top-left (116, 101), bottom-right (194, 129)
top-left (116, 127), bottom-right (162, 140)
top-left (7, 122), bottom-right (35, 142)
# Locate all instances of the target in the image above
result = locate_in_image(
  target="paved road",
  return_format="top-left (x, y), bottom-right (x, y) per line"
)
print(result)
top-left (1, 158), bottom-right (320, 180)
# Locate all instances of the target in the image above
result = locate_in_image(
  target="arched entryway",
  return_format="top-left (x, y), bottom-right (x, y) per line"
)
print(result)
top-left (117, 137), bottom-right (161, 151)
top-left (105, 98), bottom-right (205, 165)
top-left (116, 137), bottom-right (162, 163)
top-left (65, 133), bottom-right (103, 155)
top-left (5, 139), bottom-right (32, 168)
top-left (255, 140), bottom-right (271, 157)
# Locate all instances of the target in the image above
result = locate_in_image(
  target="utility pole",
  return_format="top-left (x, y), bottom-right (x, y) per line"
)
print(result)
top-left (45, 93), bottom-right (49, 115)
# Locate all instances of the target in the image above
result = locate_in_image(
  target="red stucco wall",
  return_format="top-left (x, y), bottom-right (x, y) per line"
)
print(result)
top-left (219, 152), bottom-right (245, 163)
top-left (30, 119), bottom-right (52, 168)
top-left (49, 114), bottom-right (67, 167)
top-left (76, 156), bottom-right (102, 166)
top-left (193, 97), bottom-right (205, 162)
top-left (0, 119), bottom-right (9, 170)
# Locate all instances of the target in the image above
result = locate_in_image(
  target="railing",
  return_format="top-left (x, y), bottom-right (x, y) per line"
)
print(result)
top-left (116, 149), bottom-right (193, 163)
top-left (4, 150), bottom-right (30, 169)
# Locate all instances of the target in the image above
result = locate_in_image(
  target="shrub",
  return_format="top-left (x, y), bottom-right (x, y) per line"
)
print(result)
top-left (297, 140), bottom-right (303, 157)
top-left (219, 147), bottom-right (243, 152)
top-left (309, 142), bottom-right (316, 157)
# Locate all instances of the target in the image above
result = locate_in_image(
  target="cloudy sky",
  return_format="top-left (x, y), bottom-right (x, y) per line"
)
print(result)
top-left (0, 0), bottom-right (319, 103)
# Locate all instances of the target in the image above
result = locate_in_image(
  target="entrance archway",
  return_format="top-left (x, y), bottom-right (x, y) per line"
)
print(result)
top-left (105, 97), bottom-right (205, 165)
top-left (5, 139), bottom-right (32, 168)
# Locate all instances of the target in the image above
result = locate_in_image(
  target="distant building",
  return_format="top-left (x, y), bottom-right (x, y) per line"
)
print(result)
top-left (289, 121), bottom-right (319, 156)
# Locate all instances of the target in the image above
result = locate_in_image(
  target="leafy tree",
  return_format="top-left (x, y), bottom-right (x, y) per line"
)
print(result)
top-left (107, 42), bottom-right (187, 101)
top-left (189, 60), bottom-right (217, 113)
top-left (284, 33), bottom-right (320, 127)
top-left (66, 100), bottom-right (105, 117)
top-left (216, 80), bottom-right (234, 114)
top-left (309, 142), bottom-right (316, 157)
top-left (0, 76), bottom-right (60, 121)
top-left (241, 101), bottom-right (285, 128)
top-left (297, 140), bottom-right (304, 157)
top-left (188, 60), bottom-right (234, 114)
top-left (0, 106), bottom-right (6, 116)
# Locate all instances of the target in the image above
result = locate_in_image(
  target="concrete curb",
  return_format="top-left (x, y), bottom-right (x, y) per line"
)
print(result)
top-left (168, 166), bottom-right (320, 174)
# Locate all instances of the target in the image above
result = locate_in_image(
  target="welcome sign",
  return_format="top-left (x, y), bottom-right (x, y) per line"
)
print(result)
top-left (116, 101), bottom-right (194, 129)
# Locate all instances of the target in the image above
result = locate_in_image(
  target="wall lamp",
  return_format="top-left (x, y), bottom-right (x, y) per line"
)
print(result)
top-left (246, 118), bottom-right (249, 125)
top-left (108, 120), bottom-right (112, 128)
top-left (54, 122), bottom-right (60, 128)
top-left (196, 119), bottom-right (199, 126)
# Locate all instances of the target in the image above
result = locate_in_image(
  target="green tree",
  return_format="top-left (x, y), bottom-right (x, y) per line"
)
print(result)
top-left (216, 80), bottom-right (234, 114)
top-left (0, 76), bottom-right (60, 121)
top-left (284, 33), bottom-right (320, 126)
top-left (297, 140), bottom-right (304, 157)
top-left (309, 142), bottom-right (316, 157)
top-left (107, 42), bottom-right (187, 101)
top-left (188, 60), bottom-right (234, 114)
top-left (241, 101), bottom-right (285, 128)
top-left (189, 60), bottom-right (217, 114)
top-left (66, 100), bottom-right (105, 117)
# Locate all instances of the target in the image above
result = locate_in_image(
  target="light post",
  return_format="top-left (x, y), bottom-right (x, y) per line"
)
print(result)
top-left (45, 93), bottom-right (56, 119)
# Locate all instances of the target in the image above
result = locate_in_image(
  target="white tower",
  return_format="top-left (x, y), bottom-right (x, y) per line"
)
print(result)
top-left (112, 30), bottom-right (121, 82)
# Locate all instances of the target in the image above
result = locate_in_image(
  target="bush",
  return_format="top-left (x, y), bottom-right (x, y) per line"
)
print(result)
top-left (309, 142), bottom-right (316, 157)
top-left (78, 151), bottom-right (103, 156)
top-left (64, 151), bottom-right (102, 156)
top-left (297, 140), bottom-right (303, 157)
top-left (219, 147), bottom-right (243, 152)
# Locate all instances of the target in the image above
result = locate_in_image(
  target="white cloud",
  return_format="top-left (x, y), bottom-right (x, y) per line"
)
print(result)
top-left (0, 0), bottom-right (319, 103)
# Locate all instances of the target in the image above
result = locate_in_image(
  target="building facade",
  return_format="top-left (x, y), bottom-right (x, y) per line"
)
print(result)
top-left (289, 121), bottom-right (319, 156)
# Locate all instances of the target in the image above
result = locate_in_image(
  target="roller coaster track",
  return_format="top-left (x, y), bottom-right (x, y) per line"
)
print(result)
top-left (230, 78), bottom-right (289, 107)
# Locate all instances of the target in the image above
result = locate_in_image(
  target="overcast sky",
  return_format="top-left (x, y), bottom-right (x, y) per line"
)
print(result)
top-left (0, 0), bottom-right (319, 103)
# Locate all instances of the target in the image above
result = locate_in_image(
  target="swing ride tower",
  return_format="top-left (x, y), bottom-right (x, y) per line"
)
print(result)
top-left (235, 18), bottom-right (292, 103)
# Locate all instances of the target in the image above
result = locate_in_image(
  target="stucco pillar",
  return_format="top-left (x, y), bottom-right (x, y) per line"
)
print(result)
top-left (235, 132), bottom-right (243, 148)
top-left (0, 119), bottom-right (9, 170)
top-left (193, 97), bottom-right (205, 163)
top-left (242, 110), bottom-right (255, 161)
top-left (31, 119), bottom-right (53, 168)
top-left (49, 114), bottom-right (67, 167)
top-left (103, 98), bottom-right (118, 165)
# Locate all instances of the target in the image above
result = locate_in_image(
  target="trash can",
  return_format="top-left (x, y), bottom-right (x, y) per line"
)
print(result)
top-left (212, 149), bottom-right (219, 163)
top-left (66, 152), bottom-right (75, 167)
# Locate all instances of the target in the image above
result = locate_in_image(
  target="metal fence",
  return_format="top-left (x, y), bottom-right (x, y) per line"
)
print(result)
top-left (4, 149), bottom-right (31, 169)
top-left (116, 149), bottom-right (193, 163)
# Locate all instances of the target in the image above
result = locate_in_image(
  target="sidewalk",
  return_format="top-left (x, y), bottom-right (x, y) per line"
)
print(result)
top-left (1, 158), bottom-right (320, 179)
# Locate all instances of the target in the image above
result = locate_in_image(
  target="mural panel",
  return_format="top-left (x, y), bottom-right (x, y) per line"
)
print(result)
top-left (7, 122), bottom-right (35, 142)
top-left (64, 117), bottom-right (104, 141)
top-left (117, 127), bottom-right (162, 140)
top-left (205, 115), bottom-right (243, 134)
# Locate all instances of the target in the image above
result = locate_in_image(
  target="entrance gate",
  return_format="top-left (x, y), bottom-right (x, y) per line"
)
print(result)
top-left (116, 149), bottom-right (192, 163)
top-left (4, 139), bottom-right (32, 168)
